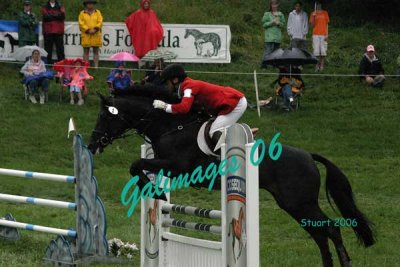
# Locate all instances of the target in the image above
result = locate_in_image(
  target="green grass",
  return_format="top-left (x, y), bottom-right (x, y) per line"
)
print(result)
top-left (1, 0), bottom-right (400, 266)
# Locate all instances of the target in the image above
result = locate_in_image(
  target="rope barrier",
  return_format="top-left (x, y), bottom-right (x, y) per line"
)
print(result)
top-left (0, 59), bottom-right (399, 77)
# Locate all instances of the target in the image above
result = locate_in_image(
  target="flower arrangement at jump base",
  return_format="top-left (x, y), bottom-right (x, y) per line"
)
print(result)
top-left (108, 238), bottom-right (139, 259)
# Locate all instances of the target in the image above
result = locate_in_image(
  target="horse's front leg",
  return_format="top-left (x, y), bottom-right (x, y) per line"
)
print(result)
top-left (130, 158), bottom-right (175, 201)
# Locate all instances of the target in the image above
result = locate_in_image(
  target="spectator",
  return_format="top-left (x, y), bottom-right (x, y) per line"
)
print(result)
top-left (143, 58), bottom-right (165, 85)
top-left (125, 0), bottom-right (164, 58)
top-left (20, 50), bottom-right (52, 104)
top-left (287, 1), bottom-right (308, 50)
top-left (107, 61), bottom-right (134, 93)
top-left (17, 0), bottom-right (39, 47)
top-left (276, 65), bottom-right (304, 111)
top-left (41, 0), bottom-right (65, 64)
top-left (261, 0), bottom-right (286, 68)
top-left (68, 59), bottom-right (93, 105)
top-left (309, 1), bottom-right (329, 71)
top-left (79, 0), bottom-right (103, 68)
top-left (358, 45), bottom-right (385, 88)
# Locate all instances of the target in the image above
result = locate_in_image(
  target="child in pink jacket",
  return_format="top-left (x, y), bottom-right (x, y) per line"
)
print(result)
top-left (68, 59), bottom-right (93, 105)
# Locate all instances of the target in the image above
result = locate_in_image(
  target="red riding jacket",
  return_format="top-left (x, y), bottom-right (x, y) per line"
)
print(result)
top-left (41, 1), bottom-right (65, 35)
top-left (170, 78), bottom-right (244, 116)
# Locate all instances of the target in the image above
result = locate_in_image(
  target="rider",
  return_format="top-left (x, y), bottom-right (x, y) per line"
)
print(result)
top-left (152, 64), bottom-right (247, 150)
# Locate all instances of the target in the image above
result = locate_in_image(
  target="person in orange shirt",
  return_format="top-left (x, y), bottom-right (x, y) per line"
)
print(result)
top-left (309, 1), bottom-right (329, 71)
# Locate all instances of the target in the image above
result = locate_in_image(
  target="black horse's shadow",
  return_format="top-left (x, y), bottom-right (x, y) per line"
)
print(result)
top-left (88, 85), bottom-right (375, 267)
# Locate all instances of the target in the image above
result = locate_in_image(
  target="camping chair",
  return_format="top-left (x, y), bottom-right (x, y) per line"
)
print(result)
top-left (54, 59), bottom-right (89, 102)
top-left (274, 84), bottom-right (303, 110)
top-left (272, 76), bottom-right (304, 111)
top-left (22, 56), bottom-right (49, 101)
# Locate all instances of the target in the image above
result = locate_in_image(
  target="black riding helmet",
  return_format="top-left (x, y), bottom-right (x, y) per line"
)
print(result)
top-left (160, 64), bottom-right (187, 83)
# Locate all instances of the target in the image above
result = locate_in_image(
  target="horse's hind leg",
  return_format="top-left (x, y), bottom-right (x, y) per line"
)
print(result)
top-left (285, 205), bottom-right (335, 267)
top-left (329, 227), bottom-right (352, 267)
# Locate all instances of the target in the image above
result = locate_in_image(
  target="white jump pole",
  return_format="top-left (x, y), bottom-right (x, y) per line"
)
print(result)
top-left (0, 193), bottom-right (76, 210)
top-left (0, 168), bottom-right (75, 183)
top-left (0, 219), bottom-right (77, 237)
top-left (161, 204), bottom-right (222, 219)
top-left (162, 218), bottom-right (222, 235)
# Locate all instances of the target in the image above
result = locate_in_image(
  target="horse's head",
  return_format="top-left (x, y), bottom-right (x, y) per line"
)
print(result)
top-left (184, 29), bottom-right (191, 39)
top-left (88, 86), bottom-right (171, 154)
top-left (88, 85), bottom-right (209, 155)
top-left (88, 94), bottom-right (129, 154)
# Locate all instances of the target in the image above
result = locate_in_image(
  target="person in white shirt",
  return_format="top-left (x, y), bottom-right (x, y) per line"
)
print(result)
top-left (287, 1), bottom-right (308, 50)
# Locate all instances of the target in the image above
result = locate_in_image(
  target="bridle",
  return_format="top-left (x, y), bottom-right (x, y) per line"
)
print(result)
top-left (91, 107), bottom-right (155, 148)
top-left (91, 99), bottom-right (207, 149)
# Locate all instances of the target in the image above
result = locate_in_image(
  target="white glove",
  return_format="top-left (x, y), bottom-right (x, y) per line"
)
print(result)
top-left (153, 100), bottom-right (168, 110)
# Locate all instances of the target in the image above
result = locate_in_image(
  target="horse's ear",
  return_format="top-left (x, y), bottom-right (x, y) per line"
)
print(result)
top-left (96, 91), bottom-right (108, 105)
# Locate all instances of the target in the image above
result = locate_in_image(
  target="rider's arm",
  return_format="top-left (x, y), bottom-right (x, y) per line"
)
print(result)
top-left (166, 89), bottom-right (193, 114)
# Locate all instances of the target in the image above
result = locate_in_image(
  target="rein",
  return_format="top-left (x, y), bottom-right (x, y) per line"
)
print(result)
top-left (92, 96), bottom-right (206, 148)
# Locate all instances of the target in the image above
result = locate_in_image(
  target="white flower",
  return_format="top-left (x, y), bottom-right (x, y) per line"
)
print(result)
top-left (127, 253), bottom-right (133, 259)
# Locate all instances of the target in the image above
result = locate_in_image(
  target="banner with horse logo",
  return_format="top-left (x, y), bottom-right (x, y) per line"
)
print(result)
top-left (0, 20), bottom-right (22, 61)
top-left (166, 24), bottom-right (231, 63)
top-left (0, 21), bottom-right (231, 63)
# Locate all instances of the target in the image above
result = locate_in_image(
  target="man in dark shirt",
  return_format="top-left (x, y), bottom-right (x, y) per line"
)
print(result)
top-left (17, 0), bottom-right (39, 47)
top-left (359, 44), bottom-right (385, 88)
top-left (42, 0), bottom-right (65, 63)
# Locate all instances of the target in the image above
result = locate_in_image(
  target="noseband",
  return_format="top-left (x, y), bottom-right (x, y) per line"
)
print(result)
top-left (91, 108), bottom-right (155, 148)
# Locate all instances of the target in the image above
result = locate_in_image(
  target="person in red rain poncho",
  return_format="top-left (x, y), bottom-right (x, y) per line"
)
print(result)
top-left (125, 0), bottom-right (164, 58)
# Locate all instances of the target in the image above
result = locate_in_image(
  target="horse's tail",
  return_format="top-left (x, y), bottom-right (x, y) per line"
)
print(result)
top-left (312, 153), bottom-right (375, 247)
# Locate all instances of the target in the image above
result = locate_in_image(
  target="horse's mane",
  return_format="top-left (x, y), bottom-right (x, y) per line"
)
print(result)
top-left (111, 84), bottom-right (210, 123)
top-left (112, 84), bottom-right (180, 103)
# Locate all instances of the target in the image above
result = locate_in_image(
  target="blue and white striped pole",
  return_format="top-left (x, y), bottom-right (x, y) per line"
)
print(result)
top-left (0, 168), bottom-right (75, 183)
top-left (0, 219), bottom-right (77, 237)
top-left (0, 193), bottom-right (76, 210)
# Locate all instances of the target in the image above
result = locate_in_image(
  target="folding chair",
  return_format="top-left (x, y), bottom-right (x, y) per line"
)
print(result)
top-left (54, 59), bottom-right (90, 101)
top-left (274, 85), bottom-right (302, 110)
top-left (22, 56), bottom-right (49, 102)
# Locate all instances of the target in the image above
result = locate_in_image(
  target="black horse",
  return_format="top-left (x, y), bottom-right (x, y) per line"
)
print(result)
top-left (88, 87), bottom-right (375, 267)
top-left (4, 33), bottom-right (18, 53)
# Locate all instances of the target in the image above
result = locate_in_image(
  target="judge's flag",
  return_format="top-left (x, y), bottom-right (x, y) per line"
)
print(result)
top-left (67, 118), bottom-right (76, 139)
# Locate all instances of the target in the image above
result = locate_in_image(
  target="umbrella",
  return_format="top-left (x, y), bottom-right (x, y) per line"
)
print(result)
top-left (109, 52), bottom-right (140, 62)
top-left (141, 49), bottom-right (177, 61)
top-left (13, 45), bottom-right (48, 62)
top-left (54, 58), bottom-right (89, 73)
top-left (263, 47), bottom-right (318, 67)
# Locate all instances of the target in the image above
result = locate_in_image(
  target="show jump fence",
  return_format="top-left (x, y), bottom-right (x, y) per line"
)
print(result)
top-left (140, 124), bottom-right (260, 267)
top-left (0, 135), bottom-right (108, 265)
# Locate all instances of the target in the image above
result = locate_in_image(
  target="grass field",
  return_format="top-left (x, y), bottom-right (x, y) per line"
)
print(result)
top-left (1, 0), bottom-right (400, 266)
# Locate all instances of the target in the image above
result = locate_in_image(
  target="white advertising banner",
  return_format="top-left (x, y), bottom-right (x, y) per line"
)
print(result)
top-left (0, 21), bottom-right (231, 63)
